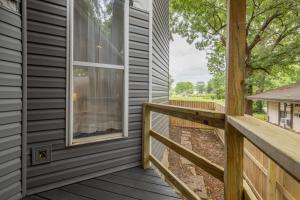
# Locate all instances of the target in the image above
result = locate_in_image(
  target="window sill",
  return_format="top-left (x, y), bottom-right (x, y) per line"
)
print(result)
top-left (70, 132), bottom-right (126, 146)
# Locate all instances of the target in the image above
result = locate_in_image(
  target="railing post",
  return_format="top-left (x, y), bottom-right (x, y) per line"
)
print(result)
top-left (143, 104), bottom-right (151, 169)
top-left (225, 0), bottom-right (246, 199)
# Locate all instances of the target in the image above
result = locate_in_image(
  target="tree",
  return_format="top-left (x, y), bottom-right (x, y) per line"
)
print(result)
top-left (195, 81), bottom-right (206, 94)
top-left (175, 82), bottom-right (194, 95)
top-left (169, 75), bottom-right (175, 96)
top-left (170, 0), bottom-right (300, 114)
top-left (206, 73), bottom-right (225, 99)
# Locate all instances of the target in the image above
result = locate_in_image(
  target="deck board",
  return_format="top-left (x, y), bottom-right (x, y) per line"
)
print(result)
top-left (23, 167), bottom-right (181, 200)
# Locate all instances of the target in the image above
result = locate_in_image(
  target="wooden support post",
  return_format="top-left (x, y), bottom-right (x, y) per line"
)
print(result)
top-left (225, 0), bottom-right (246, 199)
top-left (143, 104), bottom-right (151, 169)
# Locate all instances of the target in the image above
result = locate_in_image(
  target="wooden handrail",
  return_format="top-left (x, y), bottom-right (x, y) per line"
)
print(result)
top-left (142, 103), bottom-right (226, 200)
top-left (228, 115), bottom-right (300, 182)
top-left (149, 155), bottom-right (201, 200)
top-left (145, 102), bottom-right (226, 129)
top-left (150, 129), bottom-right (224, 182)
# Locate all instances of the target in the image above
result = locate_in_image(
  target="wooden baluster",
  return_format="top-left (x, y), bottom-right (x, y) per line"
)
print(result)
top-left (225, 0), bottom-right (246, 199)
top-left (143, 104), bottom-right (151, 169)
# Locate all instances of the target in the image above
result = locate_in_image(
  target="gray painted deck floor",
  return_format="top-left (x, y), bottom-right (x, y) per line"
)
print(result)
top-left (23, 167), bottom-right (181, 200)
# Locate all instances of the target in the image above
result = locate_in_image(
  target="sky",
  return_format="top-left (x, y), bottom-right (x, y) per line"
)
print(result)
top-left (169, 34), bottom-right (212, 87)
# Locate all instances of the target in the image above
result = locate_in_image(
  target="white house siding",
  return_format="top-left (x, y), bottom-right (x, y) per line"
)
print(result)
top-left (267, 102), bottom-right (279, 125)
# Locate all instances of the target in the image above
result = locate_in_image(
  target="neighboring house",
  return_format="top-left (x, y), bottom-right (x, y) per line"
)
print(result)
top-left (0, 0), bottom-right (169, 199)
top-left (248, 83), bottom-right (300, 133)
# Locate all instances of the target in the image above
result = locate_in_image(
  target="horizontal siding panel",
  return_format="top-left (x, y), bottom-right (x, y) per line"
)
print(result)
top-left (129, 57), bottom-right (148, 67)
top-left (0, 87), bottom-right (21, 99)
top-left (130, 25), bottom-right (149, 36)
top-left (28, 0), bottom-right (67, 17)
top-left (0, 21), bottom-right (21, 40)
top-left (27, 155), bottom-right (141, 189)
top-left (129, 18), bottom-right (149, 29)
top-left (28, 31), bottom-right (66, 47)
top-left (129, 33), bottom-right (149, 44)
top-left (0, 73), bottom-right (21, 86)
top-left (27, 54), bottom-right (66, 67)
top-left (0, 159), bottom-right (21, 177)
top-left (28, 99), bottom-right (65, 110)
top-left (0, 99), bottom-right (22, 112)
top-left (28, 88), bottom-right (65, 98)
top-left (0, 6), bottom-right (22, 199)
top-left (27, 21), bottom-right (66, 37)
top-left (0, 123), bottom-right (21, 138)
top-left (129, 82), bottom-right (148, 90)
top-left (129, 41), bottom-right (148, 51)
top-left (28, 109), bottom-right (65, 121)
top-left (0, 47), bottom-right (22, 63)
top-left (28, 119), bottom-right (65, 132)
top-left (28, 129), bottom-right (65, 144)
top-left (28, 146), bottom-right (141, 178)
top-left (129, 8), bottom-right (149, 21)
top-left (0, 61), bottom-right (21, 75)
top-left (28, 43), bottom-right (66, 57)
top-left (27, 9), bottom-right (66, 27)
top-left (129, 114), bottom-right (142, 123)
top-left (130, 49), bottom-right (149, 59)
top-left (28, 66), bottom-right (65, 78)
top-left (129, 106), bottom-right (142, 114)
top-left (129, 98), bottom-right (148, 106)
top-left (0, 182), bottom-right (21, 200)
top-left (0, 7), bottom-right (21, 27)
top-left (0, 34), bottom-right (22, 51)
top-left (0, 147), bottom-right (21, 165)
top-left (129, 90), bottom-right (148, 98)
top-left (130, 74), bottom-right (148, 82)
top-left (0, 171), bottom-right (21, 191)
top-left (0, 111), bottom-right (21, 125)
top-left (129, 66), bottom-right (148, 74)
top-left (0, 135), bottom-right (21, 151)
top-left (28, 77), bottom-right (65, 88)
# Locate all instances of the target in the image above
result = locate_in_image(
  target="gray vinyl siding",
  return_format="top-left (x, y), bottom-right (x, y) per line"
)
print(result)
top-left (0, 5), bottom-right (22, 200)
top-left (151, 0), bottom-right (170, 160)
top-left (26, 0), bottom-right (149, 195)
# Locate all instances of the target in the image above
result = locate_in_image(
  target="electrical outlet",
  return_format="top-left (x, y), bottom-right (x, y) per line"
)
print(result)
top-left (32, 145), bottom-right (52, 165)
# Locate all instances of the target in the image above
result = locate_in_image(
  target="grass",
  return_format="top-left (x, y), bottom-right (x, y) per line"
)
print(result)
top-left (170, 95), bottom-right (225, 105)
top-left (253, 113), bottom-right (267, 121)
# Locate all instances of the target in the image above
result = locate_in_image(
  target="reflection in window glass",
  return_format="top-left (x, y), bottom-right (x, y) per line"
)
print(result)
top-left (74, 0), bottom-right (124, 65)
top-left (73, 66), bottom-right (124, 138)
top-left (71, 0), bottom-right (126, 143)
top-left (0, 0), bottom-right (20, 12)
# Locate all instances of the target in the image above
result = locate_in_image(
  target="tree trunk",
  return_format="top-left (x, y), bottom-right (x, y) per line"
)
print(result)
top-left (245, 64), bottom-right (253, 115)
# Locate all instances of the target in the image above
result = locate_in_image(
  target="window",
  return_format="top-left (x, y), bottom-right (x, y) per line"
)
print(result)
top-left (0, 0), bottom-right (20, 12)
top-left (68, 0), bottom-right (129, 145)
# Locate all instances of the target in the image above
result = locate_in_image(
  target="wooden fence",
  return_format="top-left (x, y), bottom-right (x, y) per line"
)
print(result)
top-left (169, 100), bottom-right (300, 200)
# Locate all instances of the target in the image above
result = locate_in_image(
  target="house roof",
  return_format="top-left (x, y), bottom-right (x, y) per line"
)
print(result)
top-left (248, 83), bottom-right (300, 103)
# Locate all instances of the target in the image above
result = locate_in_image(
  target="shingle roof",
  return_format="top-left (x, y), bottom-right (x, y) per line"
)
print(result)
top-left (248, 83), bottom-right (300, 103)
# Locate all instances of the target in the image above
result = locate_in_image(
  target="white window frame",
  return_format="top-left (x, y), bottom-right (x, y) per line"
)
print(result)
top-left (66, 0), bottom-right (129, 146)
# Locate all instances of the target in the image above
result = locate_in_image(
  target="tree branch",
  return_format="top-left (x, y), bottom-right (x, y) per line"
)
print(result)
top-left (248, 12), bottom-right (282, 51)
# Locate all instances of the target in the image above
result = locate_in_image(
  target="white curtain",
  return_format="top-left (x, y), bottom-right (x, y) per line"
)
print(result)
top-left (72, 0), bottom-right (125, 138)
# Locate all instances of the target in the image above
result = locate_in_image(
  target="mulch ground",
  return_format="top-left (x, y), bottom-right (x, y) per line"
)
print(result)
top-left (168, 126), bottom-right (225, 200)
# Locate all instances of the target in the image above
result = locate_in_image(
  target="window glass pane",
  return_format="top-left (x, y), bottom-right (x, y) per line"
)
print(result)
top-left (0, 0), bottom-right (20, 13)
top-left (73, 66), bottom-right (124, 138)
top-left (74, 0), bottom-right (125, 65)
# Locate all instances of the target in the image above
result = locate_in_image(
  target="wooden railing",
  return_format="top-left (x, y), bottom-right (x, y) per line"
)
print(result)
top-left (143, 102), bottom-right (300, 200)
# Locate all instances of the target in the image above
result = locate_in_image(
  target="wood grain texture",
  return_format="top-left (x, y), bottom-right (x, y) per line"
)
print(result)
top-left (227, 115), bottom-right (300, 182)
top-left (143, 104), bottom-right (151, 169)
top-left (149, 155), bottom-right (200, 200)
top-left (225, 0), bottom-right (246, 199)
top-left (145, 102), bottom-right (225, 129)
top-left (150, 129), bottom-right (224, 182)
